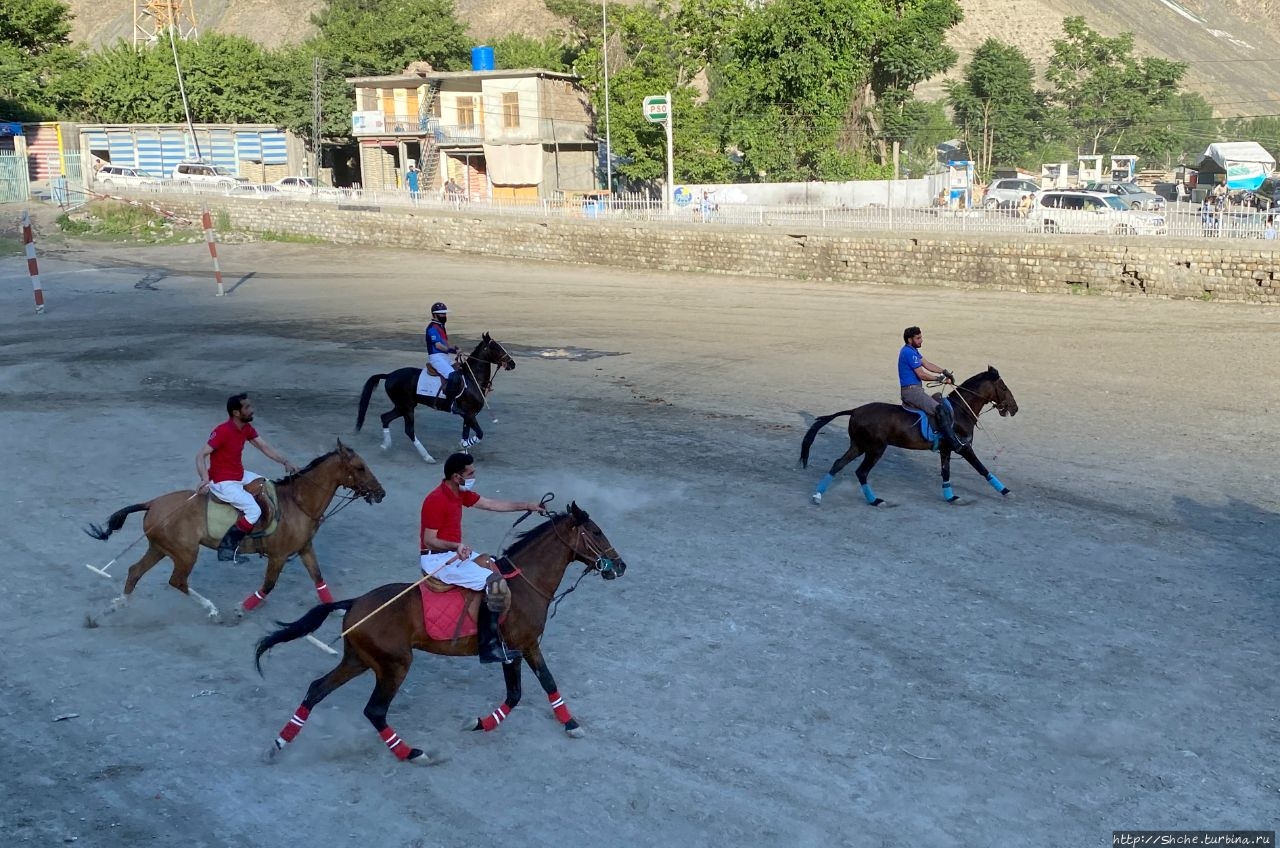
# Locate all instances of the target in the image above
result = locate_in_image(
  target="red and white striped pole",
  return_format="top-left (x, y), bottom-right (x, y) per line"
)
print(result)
top-left (201, 209), bottom-right (225, 297)
top-left (22, 210), bottom-right (45, 314)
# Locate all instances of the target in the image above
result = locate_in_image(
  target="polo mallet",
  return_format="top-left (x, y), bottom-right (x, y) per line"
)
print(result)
top-left (84, 490), bottom-right (202, 579)
top-left (334, 554), bottom-right (461, 642)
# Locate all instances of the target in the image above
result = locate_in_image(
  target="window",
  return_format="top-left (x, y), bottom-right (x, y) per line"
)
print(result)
top-left (502, 92), bottom-right (520, 129)
top-left (456, 96), bottom-right (475, 127)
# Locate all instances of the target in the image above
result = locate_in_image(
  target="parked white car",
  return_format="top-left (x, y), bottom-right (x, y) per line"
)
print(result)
top-left (1029, 190), bottom-right (1167, 236)
top-left (170, 161), bottom-right (247, 192)
top-left (225, 183), bottom-right (285, 199)
top-left (981, 178), bottom-right (1041, 209)
top-left (94, 165), bottom-right (158, 190)
top-left (273, 176), bottom-right (341, 199)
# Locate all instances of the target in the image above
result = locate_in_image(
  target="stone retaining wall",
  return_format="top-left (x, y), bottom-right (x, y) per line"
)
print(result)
top-left (155, 196), bottom-right (1280, 303)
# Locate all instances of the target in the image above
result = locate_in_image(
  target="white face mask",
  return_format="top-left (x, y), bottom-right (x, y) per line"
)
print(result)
top-left (460, 477), bottom-right (476, 491)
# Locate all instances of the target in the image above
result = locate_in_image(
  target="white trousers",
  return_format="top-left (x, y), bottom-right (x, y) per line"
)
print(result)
top-left (427, 352), bottom-right (455, 379)
top-left (208, 472), bottom-right (264, 524)
top-left (420, 551), bottom-right (491, 590)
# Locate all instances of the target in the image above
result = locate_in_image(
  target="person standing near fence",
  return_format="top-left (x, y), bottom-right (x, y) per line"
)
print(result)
top-left (406, 163), bottom-right (420, 204)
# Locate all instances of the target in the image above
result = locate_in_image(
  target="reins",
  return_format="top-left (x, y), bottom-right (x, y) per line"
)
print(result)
top-left (931, 379), bottom-right (1009, 461)
top-left (497, 493), bottom-right (616, 619)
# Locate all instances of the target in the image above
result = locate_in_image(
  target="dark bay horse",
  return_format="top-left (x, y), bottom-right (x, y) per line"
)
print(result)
top-left (85, 441), bottom-right (385, 621)
top-left (800, 367), bottom-right (1018, 506)
top-left (255, 503), bottom-right (625, 764)
top-left (355, 333), bottom-right (515, 463)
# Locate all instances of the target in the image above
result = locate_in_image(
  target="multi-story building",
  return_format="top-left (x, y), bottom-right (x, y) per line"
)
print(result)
top-left (348, 66), bottom-right (599, 200)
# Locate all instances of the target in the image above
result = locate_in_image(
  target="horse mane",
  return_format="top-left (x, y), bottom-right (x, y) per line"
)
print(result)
top-left (273, 450), bottom-right (338, 485)
top-left (503, 510), bottom-right (579, 558)
top-left (958, 367), bottom-right (997, 392)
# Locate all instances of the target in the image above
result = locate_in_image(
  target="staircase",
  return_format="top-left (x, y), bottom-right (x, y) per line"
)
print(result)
top-left (418, 82), bottom-right (442, 194)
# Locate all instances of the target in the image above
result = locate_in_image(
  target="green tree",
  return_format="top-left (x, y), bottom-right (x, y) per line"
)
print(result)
top-left (0, 0), bottom-right (80, 120)
top-left (945, 38), bottom-right (1040, 178)
top-left (866, 0), bottom-right (962, 163)
top-left (490, 33), bottom-right (575, 72)
top-left (550, 0), bottom-right (742, 186)
top-left (1044, 16), bottom-right (1187, 158)
top-left (77, 35), bottom-right (287, 125)
top-left (311, 0), bottom-right (472, 76)
top-left (714, 0), bottom-right (882, 181)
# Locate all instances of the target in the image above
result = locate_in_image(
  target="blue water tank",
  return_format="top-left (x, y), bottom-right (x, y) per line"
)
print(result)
top-left (471, 46), bottom-right (495, 71)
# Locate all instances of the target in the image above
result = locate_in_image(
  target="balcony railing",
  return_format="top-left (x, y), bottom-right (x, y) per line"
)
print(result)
top-left (351, 112), bottom-right (485, 143)
top-left (351, 112), bottom-right (593, 145)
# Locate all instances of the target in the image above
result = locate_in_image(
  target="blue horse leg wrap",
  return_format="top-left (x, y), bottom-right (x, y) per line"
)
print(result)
top-left (986, 473), bottom-right (1006, 492)
top-left (860, 483), bottom-right (877, 504)
top-left (815, 473), bottom-right (835, 495)
top-left (941, 482), bottom-right (954, 500)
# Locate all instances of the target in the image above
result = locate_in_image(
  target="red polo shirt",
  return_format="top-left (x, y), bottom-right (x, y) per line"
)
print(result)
top-left (207, 419), bottom-right (258, 483)
top-left (420, 481), bottom-right (480, 546)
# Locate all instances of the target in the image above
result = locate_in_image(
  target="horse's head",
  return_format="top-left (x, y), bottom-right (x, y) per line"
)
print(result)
top-left (984, 366), bottom-right (1018, 418)
top-left (563, 501), bottom-right (626, 580)
top-left (475, 332), bottom-right (516, 372)
top-left (335, 439), bottom-right (386, 503)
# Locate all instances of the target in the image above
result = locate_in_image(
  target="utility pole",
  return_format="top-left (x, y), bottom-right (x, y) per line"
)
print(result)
top-left (602, 0), bottom-right (613, 193)
top-left (311, 57), bottom-right (324, 180)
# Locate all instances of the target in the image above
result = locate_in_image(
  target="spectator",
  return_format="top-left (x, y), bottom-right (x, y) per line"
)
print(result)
top-left (1174, 180), bottom-right (1187, 204)
top-left (1265, 216), bottom-right (1277, 240)
top-left (443, 177), bottom-right (463, 204)
top-left (405, 163), bottom-right (420, 203)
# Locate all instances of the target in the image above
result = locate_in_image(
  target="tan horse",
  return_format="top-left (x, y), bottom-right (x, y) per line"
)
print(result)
top-left (85, 440), bottom-right (385, 622)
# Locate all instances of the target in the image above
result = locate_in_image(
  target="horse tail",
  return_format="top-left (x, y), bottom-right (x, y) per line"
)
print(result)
top-left (254, 599), bottom-right (356, 675)
top-left (799, 410), bottom-right (856, 468)
top-left (355, 374), bottom-right (387, 432)
top-left (83, 503), bottom-right (149, 541)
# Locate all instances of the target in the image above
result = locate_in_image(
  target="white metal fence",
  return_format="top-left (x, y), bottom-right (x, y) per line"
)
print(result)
top-left (92, 179), bottom-right (1280, 242)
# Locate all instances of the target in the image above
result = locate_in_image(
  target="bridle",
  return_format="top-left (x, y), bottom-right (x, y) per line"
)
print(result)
top-left (497, 496), bottom-right (620, 618)
top-left (937, 378), bottom-right (1011, 421)
top-left (458, 339), bottom-right (515, 396)
top-left (286, 452), bottom-right (384, 525)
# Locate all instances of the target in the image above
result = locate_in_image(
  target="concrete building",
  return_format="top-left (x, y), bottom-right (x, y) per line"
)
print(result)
top-left (347, 67), bottom-right (598, 200)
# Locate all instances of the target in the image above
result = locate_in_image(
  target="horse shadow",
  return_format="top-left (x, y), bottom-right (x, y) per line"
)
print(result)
top-left (1170, 494), bottom-right (1280, 565)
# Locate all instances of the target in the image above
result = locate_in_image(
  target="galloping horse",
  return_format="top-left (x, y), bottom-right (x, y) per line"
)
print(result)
top-left (255, 503), bottom-right (625, 764)
top-left (355, 333), bottom-right (516, 463)
top-left (800, 367), bottom-right (1019, 506)
top-left (85, 441), bottom-right (385, 621)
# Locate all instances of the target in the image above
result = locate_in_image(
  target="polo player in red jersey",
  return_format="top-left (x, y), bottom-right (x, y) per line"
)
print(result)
top-left (419, 451), bottom-right (544, 663)
top-left (196, 393), bottom-right (298, 563)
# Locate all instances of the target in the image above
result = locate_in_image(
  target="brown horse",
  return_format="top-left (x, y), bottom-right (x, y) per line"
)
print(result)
top-left (800, 366), bottom-right (1019, 506)
top-left (254, 502), bottom-right (625, 764)
top-left (85, 440), bottom-right (386, 622)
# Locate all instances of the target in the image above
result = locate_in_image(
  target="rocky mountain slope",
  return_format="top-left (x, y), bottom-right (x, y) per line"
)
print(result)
top-left (66, 0), bottom-right (1280, 117)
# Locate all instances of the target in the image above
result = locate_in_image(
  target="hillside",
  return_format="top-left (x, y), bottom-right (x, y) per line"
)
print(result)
top-left (65, 0), bottom-right (1280, 118)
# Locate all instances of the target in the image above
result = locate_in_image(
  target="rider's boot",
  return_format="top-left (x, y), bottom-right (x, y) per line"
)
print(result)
top-left (216, 524), bottom-right (251, 564)
top-left (444, 372), bottom-right (465, 416)
top-left (476, 589), bottom-right (520, 665)
top-left (934, 401), bottom-right (967, 452)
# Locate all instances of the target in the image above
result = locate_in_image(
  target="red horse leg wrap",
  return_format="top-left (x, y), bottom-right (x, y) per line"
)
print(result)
top-left (235, 515), bottom-right (254, 532)
top-left (315, 582), bottom-right (334, 604)
top-left (278, 704), bottom-right (310, 743)
top-left (547, 691), bottom-right (573, 724)
top-left (242, 590), bottom-right (266, 611)
top-left (480, 703), bottom-right (512, 732)
top-left (379, 726), bottom-right (412, 760)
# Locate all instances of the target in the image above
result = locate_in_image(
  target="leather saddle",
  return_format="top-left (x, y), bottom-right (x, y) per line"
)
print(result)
top-left (207, 478), bottom-right (278, 538)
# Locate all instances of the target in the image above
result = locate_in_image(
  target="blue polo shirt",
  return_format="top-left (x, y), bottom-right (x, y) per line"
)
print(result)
top-left (898, 345), bottom-right (923, 387)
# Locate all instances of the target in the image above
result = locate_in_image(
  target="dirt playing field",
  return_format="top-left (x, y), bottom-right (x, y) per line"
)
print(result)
top-left (0, 232), bottom-right (1275, 846)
